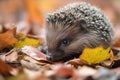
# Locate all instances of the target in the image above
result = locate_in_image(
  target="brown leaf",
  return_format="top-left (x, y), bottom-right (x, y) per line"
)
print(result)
top-left (93, 67), bottom-right (119, 80)
top-left (23, 68), bottom-right (43, 80)
top-left (110, 59), bottom-right (120, 68)
top-left (21, 46), bottom-right (46, 60)
top-left (101, 60), bottom-right (111, 68)
top-left (20, 59), bottom-right (40, 71)
top-left (0, 59), bottom-right (17, 76)
top-left (20, 55), bottom-right (52, 70)
top-left (21, 55), bottom-right (53, 66)
top-left (5, 49), bottom-right (19, 63)
top-left (78, 66), bottom-right (97, 77)
top-left (53, 64), bottom-right (79, 80)
top-left (66, 59), bottom-right (88, 67)
top-left (112, 47), bottom-right (120, 56)
top-left (0, 27), bottom-right (18, 50)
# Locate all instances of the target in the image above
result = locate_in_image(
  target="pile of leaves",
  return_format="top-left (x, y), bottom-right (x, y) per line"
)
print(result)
top-left (0, 26), bottom-right (120, 80)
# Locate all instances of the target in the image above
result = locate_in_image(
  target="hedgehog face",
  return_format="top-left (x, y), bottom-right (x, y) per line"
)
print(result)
top-left (45, 20), bottom-right (91, 62)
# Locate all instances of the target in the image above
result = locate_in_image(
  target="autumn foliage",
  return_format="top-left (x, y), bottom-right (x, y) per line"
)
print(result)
top-left (0, 27), bottom-right (18, 50)
top-left (0, 0), bottom-right (120, 80)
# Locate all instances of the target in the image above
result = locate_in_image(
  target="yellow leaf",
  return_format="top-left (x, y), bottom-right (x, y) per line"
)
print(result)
top-left (80, 46), bottom-right (111, 64)
top-left (14, 38), bottom-right (40, 48)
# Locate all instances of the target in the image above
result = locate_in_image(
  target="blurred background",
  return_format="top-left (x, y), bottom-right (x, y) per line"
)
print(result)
top-left (0, 0), bottom-right (120, 37)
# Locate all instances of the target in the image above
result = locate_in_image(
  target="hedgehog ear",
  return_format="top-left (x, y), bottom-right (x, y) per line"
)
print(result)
top-left (76, 19), bottom-right (88, 31)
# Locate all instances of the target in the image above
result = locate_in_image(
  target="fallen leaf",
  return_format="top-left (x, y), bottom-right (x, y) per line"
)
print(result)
top-left (0, 27), bottom-right (18, 50)
top-left (66, 59), bottom-right (88, 67)
top-left (112, 47), bottom-right (120, 56)
top-left (21, 46), bottom-right (46, 60)
top-left (110, 59), bottom-right (120, 68)
top-left (0, 59), bottom-right (17, 76)
top-left (20, 54), bottom-right (53, 71)
top-left (80, 46), bottom-right (111, 64)
top-left (93, 67), bottom-right (118, 80)
top-left (78, 66), bottom-right (97, 77)
top-left (53, 64), bottom-right (79, 80)
top-left (20, 59), bottom-right (40, 71)
top-left (101, 60), bottom-right (111, 68)
top-left (23, 68), bottom-right (42, 80)
top-left (20, 46), bottom-right (53, 66)
top-left (21, 55), bottom-right (52, 66)
top-left (5, 49), bottom-right (19, 63)
top-left (14, 38), bottom-right (40, 48)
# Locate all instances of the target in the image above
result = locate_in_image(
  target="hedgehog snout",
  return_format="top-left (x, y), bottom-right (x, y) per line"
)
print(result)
top-left (46, 55), bottom-right (53, 61)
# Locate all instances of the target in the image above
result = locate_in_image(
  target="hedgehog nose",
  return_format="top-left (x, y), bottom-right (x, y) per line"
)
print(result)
top-left (46, 55), bottom-right (53, 61)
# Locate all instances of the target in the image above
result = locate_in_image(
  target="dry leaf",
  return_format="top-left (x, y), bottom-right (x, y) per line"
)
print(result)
top-left (23, 68), bottom-right (42, 80)
top-left (80, 46), bottom-right (111, 64)
top-left (20, 46), bottom-right (53, 66)
top-left (66, 59), bottom-right (88, 67)
top-left (0, 27), bottom-right (18, 50)
top-left (21, 55), bottom-right (52, 66)
top-left (0, 59), bottom-right (17, 76)
top-left (5, 49), bottom-right (19, 63)
top-left (101, 60), bottom-right (112, 68)
top-left (78, 66), bottom-right (97, 77)
top-left (110, 59), bottom-right (120, 68)
top-left (14, 38), bottom-right (40, 48)
top-left (93, 68), bottom-right (118, 80)
top-left (20, 59), bottom-right (40, 71)
top-left (53, 64), bottom-right (79, 80)
top-left (21, 46), bottom-right (46, 60)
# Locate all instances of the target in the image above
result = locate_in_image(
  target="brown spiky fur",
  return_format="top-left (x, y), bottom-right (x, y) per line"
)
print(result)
top-left (45, 2), bottom-right (113, 62)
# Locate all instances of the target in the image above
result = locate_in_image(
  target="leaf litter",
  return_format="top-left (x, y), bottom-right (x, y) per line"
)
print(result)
top-left (0, 27), bottom-right (119, 80)
top-left (0, 0), bottom-right (120, 80)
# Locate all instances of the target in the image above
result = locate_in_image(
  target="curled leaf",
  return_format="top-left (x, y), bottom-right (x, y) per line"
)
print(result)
top-left (110, 59), bottom-right (120, 68)
top-left (21, 46), bottom-right (46, 60)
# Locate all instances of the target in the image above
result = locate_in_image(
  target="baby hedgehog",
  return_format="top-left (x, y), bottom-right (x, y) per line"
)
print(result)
top-left (45, 2), bottom-right (113, 62)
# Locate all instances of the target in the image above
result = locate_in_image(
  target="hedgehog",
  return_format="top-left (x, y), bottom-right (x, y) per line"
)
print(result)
top-left (45, 2), bottom-right (113, 62)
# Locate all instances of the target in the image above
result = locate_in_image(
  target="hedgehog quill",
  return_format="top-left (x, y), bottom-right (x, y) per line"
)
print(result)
top-left (45, 2), bottom-right (113, 62)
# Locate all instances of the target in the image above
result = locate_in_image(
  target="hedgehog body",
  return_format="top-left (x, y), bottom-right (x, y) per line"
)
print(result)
top-left (45, 2), bottom-right (113, 62)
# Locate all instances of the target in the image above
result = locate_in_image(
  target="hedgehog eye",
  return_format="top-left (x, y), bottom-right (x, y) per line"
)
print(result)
top-left (61, 39), bottom-right (70, 46)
